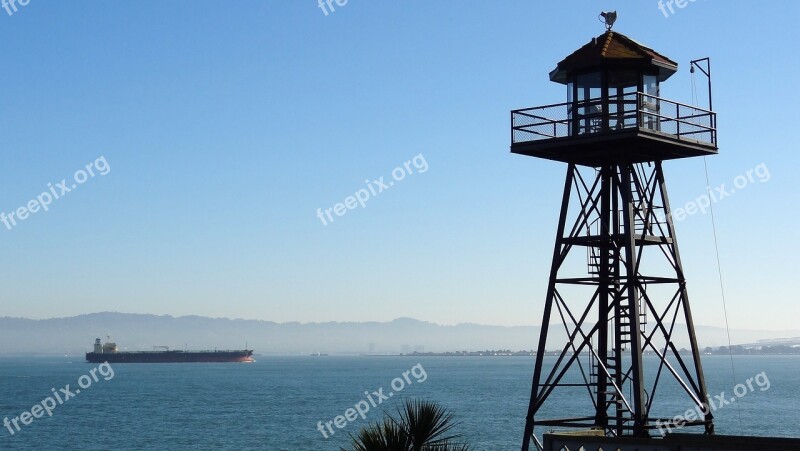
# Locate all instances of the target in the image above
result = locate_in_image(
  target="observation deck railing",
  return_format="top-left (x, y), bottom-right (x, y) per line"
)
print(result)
top-left (511, 92), bottom-right (716, 147)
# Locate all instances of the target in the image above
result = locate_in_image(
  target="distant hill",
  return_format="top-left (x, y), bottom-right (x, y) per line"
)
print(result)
top-left (0, 312), bottom-right (797, 356)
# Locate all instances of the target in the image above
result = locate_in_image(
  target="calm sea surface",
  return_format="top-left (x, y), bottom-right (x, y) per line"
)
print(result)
top-left (0, 355), bottom-right (797, 450)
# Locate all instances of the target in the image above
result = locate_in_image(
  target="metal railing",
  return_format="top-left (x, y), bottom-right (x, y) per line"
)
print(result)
top-left (511, 92), bottom-right (716, 147)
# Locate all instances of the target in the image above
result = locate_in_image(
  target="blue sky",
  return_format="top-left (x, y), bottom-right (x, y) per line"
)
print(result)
top-left (1, 1), bottom-right (798, 330)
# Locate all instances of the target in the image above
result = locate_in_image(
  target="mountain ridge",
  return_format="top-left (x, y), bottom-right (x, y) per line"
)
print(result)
top-left (1, 312), bottom-right (797, 356)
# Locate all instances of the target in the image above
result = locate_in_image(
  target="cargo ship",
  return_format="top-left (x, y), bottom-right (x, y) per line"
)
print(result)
top-left (85, 338), bottom-right (254, 363)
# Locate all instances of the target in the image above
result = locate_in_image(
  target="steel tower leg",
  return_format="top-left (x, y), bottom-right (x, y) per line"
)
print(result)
top-left (522, 164), bottom-right (575, 451)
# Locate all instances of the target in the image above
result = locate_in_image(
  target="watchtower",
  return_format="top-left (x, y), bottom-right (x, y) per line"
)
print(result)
top-left (512, 15), bottom-right (717, 450)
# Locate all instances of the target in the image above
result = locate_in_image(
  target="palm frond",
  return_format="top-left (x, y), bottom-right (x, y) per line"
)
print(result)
top-left (344, 399), bottom-right (471, 451)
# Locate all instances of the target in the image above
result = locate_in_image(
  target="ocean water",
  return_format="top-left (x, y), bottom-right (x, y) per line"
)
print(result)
top-left (0, 355), bottom-right (797, 450)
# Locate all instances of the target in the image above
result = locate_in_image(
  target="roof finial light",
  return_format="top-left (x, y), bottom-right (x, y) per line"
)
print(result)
top-left (599, 11), bottom-right (617, 31)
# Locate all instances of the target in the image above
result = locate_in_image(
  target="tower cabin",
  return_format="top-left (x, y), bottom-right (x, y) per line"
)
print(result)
top-left (511, 30), bottom-right (717, 167)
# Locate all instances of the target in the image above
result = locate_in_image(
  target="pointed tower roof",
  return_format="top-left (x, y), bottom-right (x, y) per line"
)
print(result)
top-left (549, 31), bottom-right (678, 84)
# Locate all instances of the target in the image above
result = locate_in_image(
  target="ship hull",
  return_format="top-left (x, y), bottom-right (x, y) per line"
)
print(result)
top-left (85, 350), bottom-right (253, 363)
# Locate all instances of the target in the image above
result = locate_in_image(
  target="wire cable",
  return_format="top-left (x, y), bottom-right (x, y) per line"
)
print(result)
top-left (693, 65), bottom-right (743, 429)
top-left (702, 157), bottom-right (743, 429)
